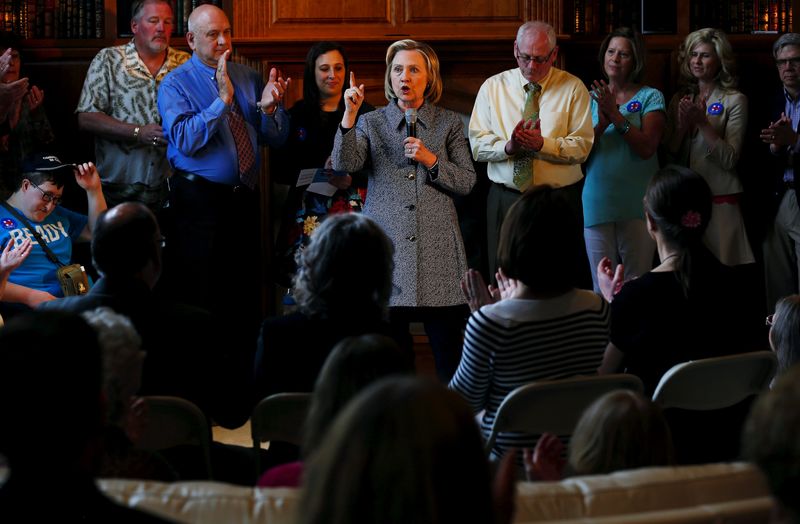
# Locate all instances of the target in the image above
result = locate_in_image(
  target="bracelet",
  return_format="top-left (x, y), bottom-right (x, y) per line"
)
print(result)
top-left (615, 120), bottom-right (631, 136)
top-left (133, 126), bottom-right (141, 141)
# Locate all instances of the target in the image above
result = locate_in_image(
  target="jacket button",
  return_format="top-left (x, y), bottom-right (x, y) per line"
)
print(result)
top-left (407, 235), bottom-right (417, 242)
top-left (407, 173), bottom-right (416, 180)
top-left (406, 204), bottom-right (416, 211)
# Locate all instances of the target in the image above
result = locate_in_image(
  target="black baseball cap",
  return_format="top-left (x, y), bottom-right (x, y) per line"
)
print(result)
top-left (21, 153), bottom-right (76, 174)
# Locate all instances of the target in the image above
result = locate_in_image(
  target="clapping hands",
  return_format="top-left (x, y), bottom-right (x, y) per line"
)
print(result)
top-left (506, 118), bottom-right (542, 155)
top-left (597, 257), bottom-right (625, 302)
top-left (523, 433), bottom-right (566, 481)
top-left (260, 67), bottom-right (290, 113)
top-left (677, 94), bottom-right (707, 131)
top-left (460, 268), bottom-right (519, 312)
top-left (761, 112), bottom-right (798, 148)
top-left (0, 238), bottom-right (32, 277)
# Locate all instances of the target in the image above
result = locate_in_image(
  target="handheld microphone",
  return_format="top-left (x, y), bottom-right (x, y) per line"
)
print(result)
top-left (405, 108), bottom-right (417, 165)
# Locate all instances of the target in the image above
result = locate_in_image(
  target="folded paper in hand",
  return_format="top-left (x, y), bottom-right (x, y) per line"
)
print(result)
top-left (296, 168), bottom-right (347, 197)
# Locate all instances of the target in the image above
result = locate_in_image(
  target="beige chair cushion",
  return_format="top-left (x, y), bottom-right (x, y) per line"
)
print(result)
top-left (98, 480), bottom-right (300, 524)
top-left (93, 462), bottom-right (770, 524)
top-left (514, 462), bottom-right (770, 522)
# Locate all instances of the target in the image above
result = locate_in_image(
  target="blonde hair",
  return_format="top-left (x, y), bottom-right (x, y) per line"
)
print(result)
top-left (569, 390), bottom-right (674, 475)
top-left (384, 39), bottom-right (442, 104)
top-left (678, 28), bottom-right (738, 91)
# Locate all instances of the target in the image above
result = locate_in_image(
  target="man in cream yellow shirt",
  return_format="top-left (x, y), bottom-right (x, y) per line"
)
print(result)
top-left (469, 21), bottom-right (593, 279)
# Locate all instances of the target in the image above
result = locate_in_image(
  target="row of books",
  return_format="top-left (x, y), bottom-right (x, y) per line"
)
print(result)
top-left (0, 0), bottom-right (224, 40)
top-left (571, 0), bottom-right (641, 35)
top-left (691, 0), bottom-right (793, 34)
top-left (1, 0), bottom-right (104, 39)
top-left (571, 0), bottom-right (794, 35)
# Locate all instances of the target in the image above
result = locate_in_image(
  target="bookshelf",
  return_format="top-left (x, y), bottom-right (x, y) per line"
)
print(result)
top-left (1, 0), bottom-right (106, 39)
top-left (0, 0), bottom-right (225, 42)
top-left (566, 0), bottom-right (795, 35)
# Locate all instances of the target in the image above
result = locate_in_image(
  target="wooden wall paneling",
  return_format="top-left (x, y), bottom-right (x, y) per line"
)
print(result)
top-left (231, 0), bottom-right (534, 40)
top-left (404, 0), bottom-right (521, 22)
top-left (274, 0), bottom-right (391, 23)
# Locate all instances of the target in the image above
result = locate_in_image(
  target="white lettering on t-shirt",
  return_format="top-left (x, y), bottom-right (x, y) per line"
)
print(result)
top-left (7, 221), bottom-right (68, 246)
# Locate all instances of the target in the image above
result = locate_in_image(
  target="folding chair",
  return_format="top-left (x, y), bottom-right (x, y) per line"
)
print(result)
top-left (136, 396), bottom-right (213, 479)
top-left (484, 374), bottom-right (644, 456)
top-left (250, 392), bottom-right (311, 477)
top-left (652, 351), bottom-right (778, 409)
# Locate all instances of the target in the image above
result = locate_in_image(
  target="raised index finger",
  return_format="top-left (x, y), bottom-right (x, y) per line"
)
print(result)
top-left (350, 71), bottom-right (356, 89)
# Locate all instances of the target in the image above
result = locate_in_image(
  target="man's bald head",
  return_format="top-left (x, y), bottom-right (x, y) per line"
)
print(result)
top-left (187, 4), bottom-right (232, 67)
top-left (92, 202), bottom-right (161, 279)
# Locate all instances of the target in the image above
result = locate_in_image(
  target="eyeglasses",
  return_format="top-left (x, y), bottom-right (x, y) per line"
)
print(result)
top-left (766, 314), bottom-right (775, 326)
top-left (516, 46), bottom-right (556, 65)
top-left (29, 182), bottom-right (62, 206)
top-left (776, 57), bottom-right (800, 69)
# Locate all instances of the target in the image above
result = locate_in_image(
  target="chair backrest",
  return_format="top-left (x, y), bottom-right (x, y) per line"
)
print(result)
top-left (484, 374), bottom-right (644, 456)
top-left (136, 396), bottom-right (213, 478)
top-left (652, 351), bottom-right (778, 410)
top-left (251, 392), bottom-right (311, 478)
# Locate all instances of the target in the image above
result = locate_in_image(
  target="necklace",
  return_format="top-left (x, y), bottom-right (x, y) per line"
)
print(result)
top-left (660, 253), bottom-right (679, 264)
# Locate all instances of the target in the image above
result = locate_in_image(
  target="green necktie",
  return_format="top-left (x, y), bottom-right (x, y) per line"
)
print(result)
top-left (512, 82), bottom-right (542, 190)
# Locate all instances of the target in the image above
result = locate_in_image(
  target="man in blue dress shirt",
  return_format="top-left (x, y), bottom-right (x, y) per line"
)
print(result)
top-left (158, 4), bottom-right (289, 351)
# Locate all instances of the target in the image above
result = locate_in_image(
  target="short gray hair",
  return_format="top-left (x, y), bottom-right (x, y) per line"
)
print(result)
top-left (516, 21), bottom-right (557, 49)
top-left (293, 213), bottom-right (394, 320)
top-left (82, 307), bottom-right (144, 426)
top-left (773, 32), bottom-right (800, 58)
top-left (131, 0), bottom-right (171, 22)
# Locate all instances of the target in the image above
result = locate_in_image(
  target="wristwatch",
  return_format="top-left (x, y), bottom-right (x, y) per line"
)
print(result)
top-left (133, 126), bottom-right (141, 141)
top-left (614, 120), bottom-right (631, 135)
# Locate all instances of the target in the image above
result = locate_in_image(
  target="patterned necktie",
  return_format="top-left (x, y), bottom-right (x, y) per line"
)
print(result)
top-left (512, 82), bottom-right (542, 190)
top-left (228, 97), bottom-right (257, 189)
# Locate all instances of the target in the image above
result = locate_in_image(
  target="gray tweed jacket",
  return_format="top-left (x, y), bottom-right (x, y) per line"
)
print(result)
top-left (333, 101), bottom-right (476, 307)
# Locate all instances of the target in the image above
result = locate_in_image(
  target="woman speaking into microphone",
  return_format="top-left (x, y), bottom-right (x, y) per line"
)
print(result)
top-left (332, 39), bottom-right (476, 382)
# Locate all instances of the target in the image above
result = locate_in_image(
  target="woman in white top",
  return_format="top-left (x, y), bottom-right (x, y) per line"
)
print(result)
top-left (662, 28), bottom-right (754, 266)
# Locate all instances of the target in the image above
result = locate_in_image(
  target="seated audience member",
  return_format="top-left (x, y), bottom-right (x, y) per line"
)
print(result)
top-left (450, 185), bottom-right (609, 461)
top-left (298, 376), bottom-right (511, 524)
top-left (597, 165), bottom-right (760, 392)
top-left (0, 153), bottom-right (106, 311)
top-left (0, 32), bottom-right (55, 194)
top-left (598, 165), bottom-right (761, 463)
top-left (0, 310), bottom-right (171, 522)
top-left (769, 295), bottom-right (800, 378)
top-left (526, 390), bottom-right (674, 481)
top-left (82, 306), bottom-right (176, 481)
top-left (254, 213), bottom-right (412, 401)
top-left (0, 236), bottom-right (31, 325)
top-left (40, 202), bottom-right (250, 430)
top-left (742, 365), bottom-right (800, 524)
top-left (258, 334), bottom-right (414, 487)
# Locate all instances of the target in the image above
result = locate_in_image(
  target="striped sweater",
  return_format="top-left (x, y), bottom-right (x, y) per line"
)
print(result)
top-left (449, 289), bottom-right (610, 459)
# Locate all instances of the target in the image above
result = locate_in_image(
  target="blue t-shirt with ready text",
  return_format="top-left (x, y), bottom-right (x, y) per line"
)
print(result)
top-left (0, 205), bottom-right (88, 296)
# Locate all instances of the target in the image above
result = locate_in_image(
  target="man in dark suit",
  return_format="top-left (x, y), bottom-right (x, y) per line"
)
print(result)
top-left (40, 202), bottom-right (250, 429)
top-left (762, 33), bottom-right (800, 314)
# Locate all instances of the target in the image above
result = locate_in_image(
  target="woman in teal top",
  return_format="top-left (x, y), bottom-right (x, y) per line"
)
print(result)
top-left (583, 27), bottom-right (665, 293)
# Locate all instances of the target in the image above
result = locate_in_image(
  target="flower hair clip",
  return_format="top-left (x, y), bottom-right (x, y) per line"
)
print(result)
top-left (681, 210), bottom-right (702, 229)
